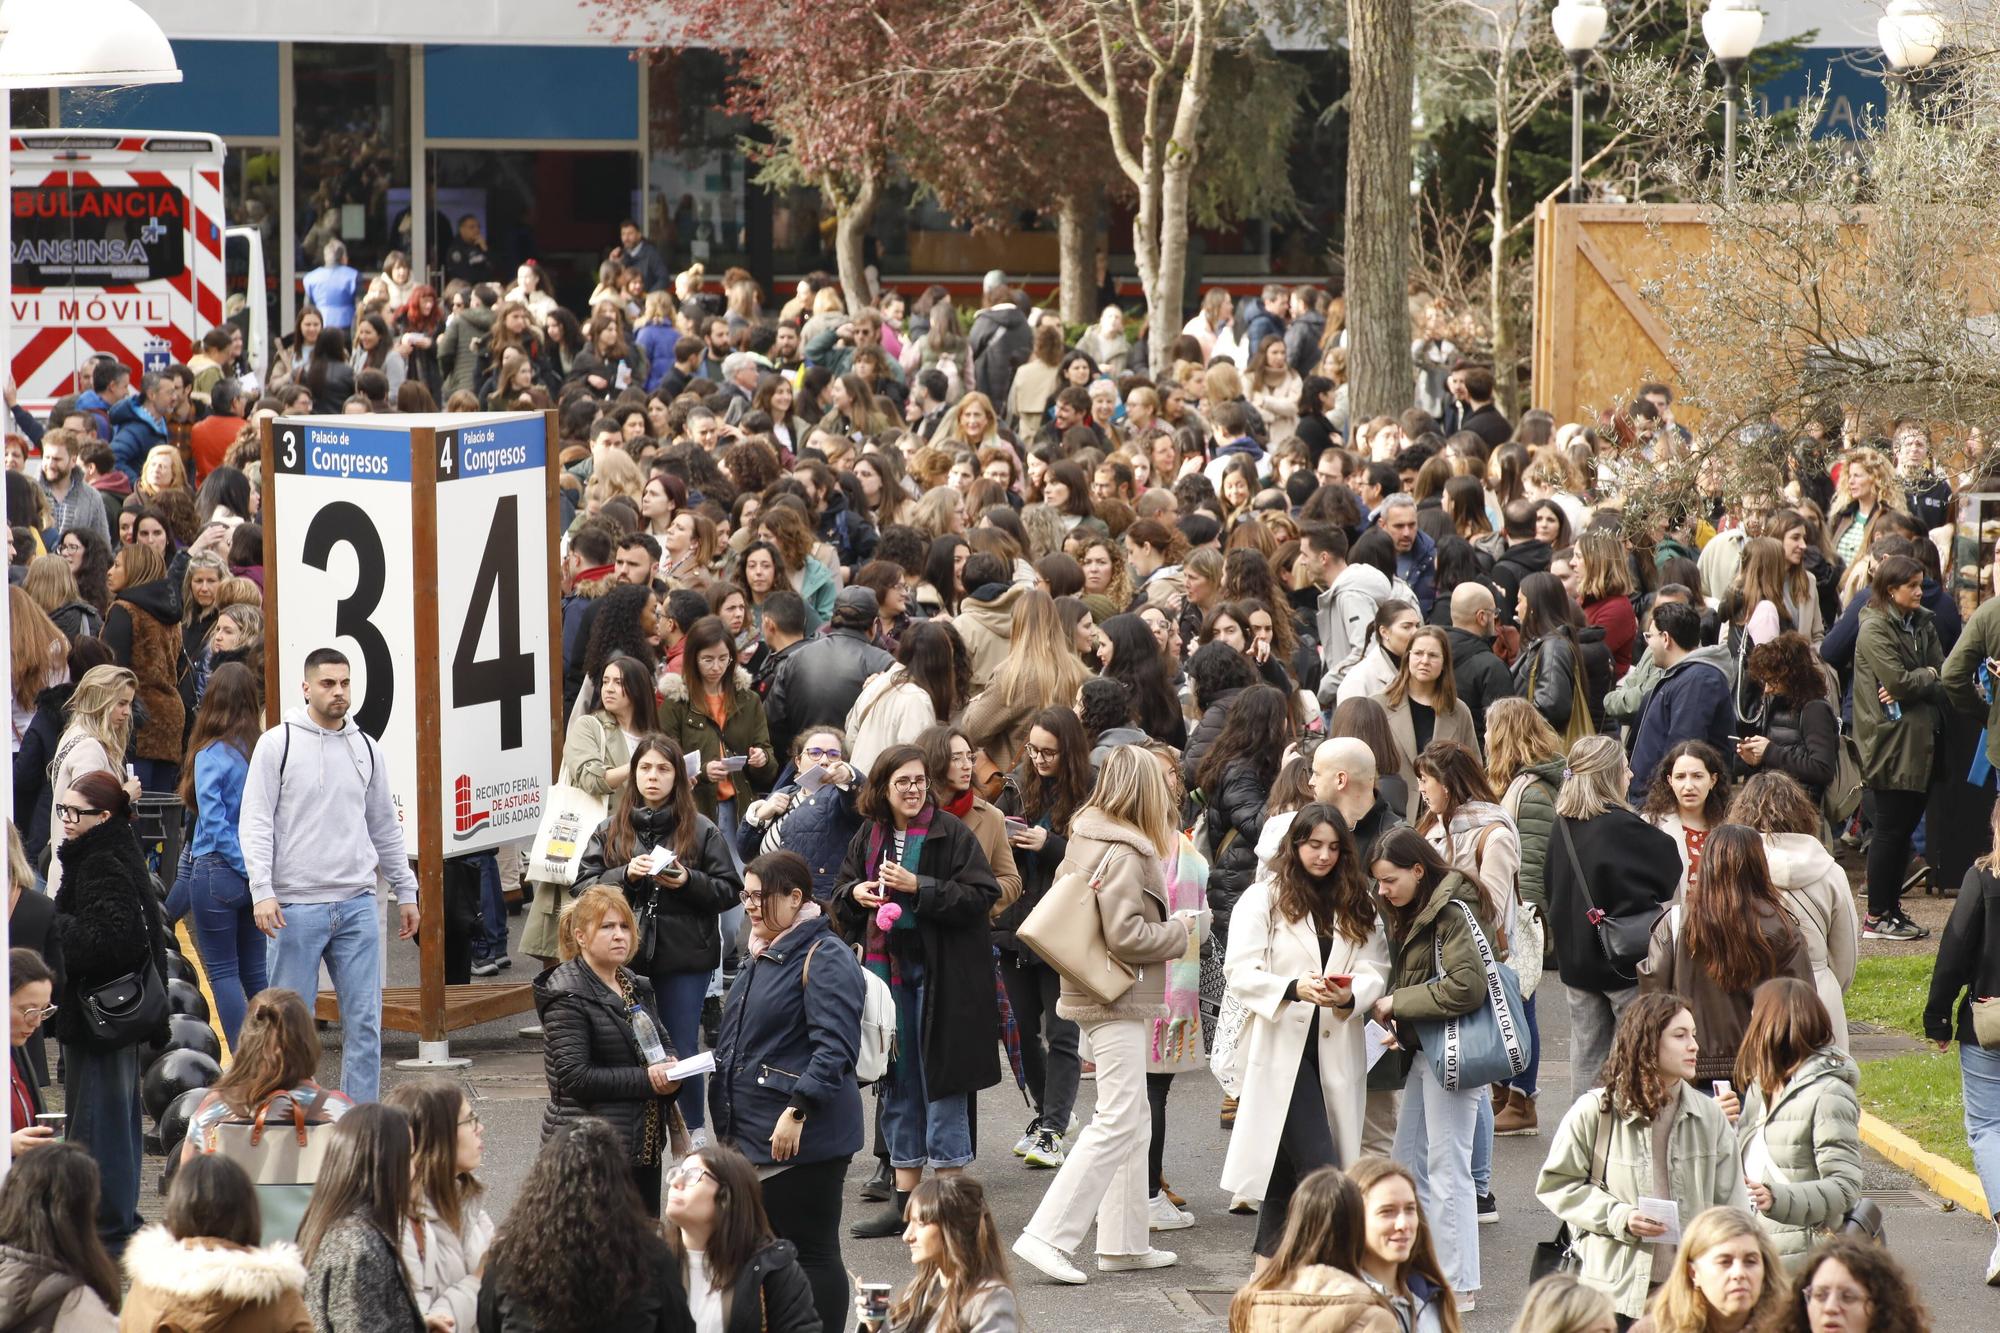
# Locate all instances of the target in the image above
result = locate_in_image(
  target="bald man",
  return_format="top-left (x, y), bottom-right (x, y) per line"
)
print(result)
top-left (1447, 582), bottom-right (1520, 744)
top-left (1310, 738), bottom-right (1400, 858)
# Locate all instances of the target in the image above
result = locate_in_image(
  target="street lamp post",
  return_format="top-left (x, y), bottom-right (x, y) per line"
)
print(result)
top-left (1879, 0), bottom-right (1945, 106)
top-left (0, 0), bottom-right (179, 1179)
top-left (1703, 0), bottom-right (1765, 202)
top-left (1552, 1), bottom-right (1609, 205)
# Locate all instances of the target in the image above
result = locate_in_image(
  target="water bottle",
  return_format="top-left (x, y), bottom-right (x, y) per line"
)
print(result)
top-left (1886, 700), bottom-right (1903, 722)
top-left (629, 1004), bottom-right (670, 1065)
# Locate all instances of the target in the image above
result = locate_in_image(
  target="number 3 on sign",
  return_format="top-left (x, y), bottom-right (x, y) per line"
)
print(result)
top-left (453, 495), bottom-right (536, 750)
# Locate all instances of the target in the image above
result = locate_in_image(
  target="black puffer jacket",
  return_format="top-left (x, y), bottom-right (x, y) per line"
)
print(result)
top-left (1200, 758), bottom-right (1268, 928)
top-left (50, 813), bottom-right (167, 1050)
top-left (13, 682), bottom-right (72, 862)
top-left (1754, 693), bottom-right (1840, 800)
top-left (576, 804), bottom-right (740, 975)
top-left (1181, 685), bottom-right (1247, 790)
top-left (533, 959), bottom-right (677, 1158)
top-left (709, 1240), bottom-right (821, 1333)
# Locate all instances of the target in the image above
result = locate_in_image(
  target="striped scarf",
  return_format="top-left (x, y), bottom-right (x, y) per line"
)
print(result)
top-left (1153, 831), bottom-right (1210, 1066)
top-left (863, 806), bottom-right (932, 1073)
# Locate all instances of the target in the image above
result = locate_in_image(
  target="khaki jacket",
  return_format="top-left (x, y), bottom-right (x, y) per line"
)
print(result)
top-left (1234, 1267), bottom-right (1397, 1333)
top-left (119, 1227), bottom-right (313, 1333)
top-left (1053, 808), bottom-right (1207, 1025)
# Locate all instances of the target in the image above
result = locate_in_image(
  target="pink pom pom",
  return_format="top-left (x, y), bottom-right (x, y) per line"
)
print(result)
top-left (875, 902), bottom-right (903, 931)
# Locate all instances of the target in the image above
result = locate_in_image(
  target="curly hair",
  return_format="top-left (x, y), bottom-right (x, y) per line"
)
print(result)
top-left (1273, 804), bottom-right (1375, 944)
top-left (1599, 991), bottom-right (1691, 1120)
top-left (1762, 1236), bottom-right (1932, 1333)
top-left (1641, 739), bottom-right (1730, 827)
top-left (482, 1120), bottom-right (670, 1333)
top-left (1725, 771), bottom-right (1820, 837)
top-left (580, 584), bottom-right (659, 686)
top-left (1745, 631), bottom-right (1826, 705)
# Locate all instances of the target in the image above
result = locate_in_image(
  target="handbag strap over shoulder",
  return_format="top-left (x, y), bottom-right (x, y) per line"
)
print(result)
top-left (1555, 817), bottom-right (1604, 920)
top-left (1588, 1103), bottom-right (1613, 1189)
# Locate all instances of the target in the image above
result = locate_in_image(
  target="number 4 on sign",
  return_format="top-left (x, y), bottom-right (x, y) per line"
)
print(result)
top-left (454, 495), bottom-right (535, 750)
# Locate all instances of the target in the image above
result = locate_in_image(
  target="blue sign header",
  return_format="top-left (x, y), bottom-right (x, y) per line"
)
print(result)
top-left (271, 422), bottom-right (413, 483)
top-left (438, 415), bottom-right (546, 482)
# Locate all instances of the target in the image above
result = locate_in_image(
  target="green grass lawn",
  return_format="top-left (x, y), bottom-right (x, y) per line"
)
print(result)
top-left (1846, 955), bottom-right (1936, 1040)
top-left (1859, 1050), bottom-right (1976, 1175)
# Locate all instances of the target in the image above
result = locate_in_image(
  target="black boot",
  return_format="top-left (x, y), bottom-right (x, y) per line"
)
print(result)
top-left (850, 1189), bottom-right (910, 1239)
top-left (859, 1156), bottom-right (893, 1202)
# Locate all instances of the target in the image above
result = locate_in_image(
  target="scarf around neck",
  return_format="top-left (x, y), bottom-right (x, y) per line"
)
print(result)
top-left (863, 805), bottom-right (934, 1075)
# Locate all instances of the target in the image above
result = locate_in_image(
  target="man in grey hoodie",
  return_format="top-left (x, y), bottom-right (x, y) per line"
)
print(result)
top-left (241, 648), bottom-right (418, 1103)
top-left (1300, 524), bottom-right (1391, 707)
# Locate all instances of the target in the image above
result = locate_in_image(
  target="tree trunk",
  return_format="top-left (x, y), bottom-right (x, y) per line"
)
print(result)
top-left (1057, 192), bottom-right (1099, 326)
top-left (833, 169), bottom-right (880, 314)
top-left (1144, 16), bottom-right (1216, 377)
top-left (1345, 0), bottom-right (1416, 422)
top-left (1489, 125), bottom-right (1519, 419)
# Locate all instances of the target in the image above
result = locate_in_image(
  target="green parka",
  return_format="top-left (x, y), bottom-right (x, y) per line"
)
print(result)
top-left (1735, 1048), bottom-right (1863, 1268)
top-left (1383, 871), bottom-right (1492, 1028)
top-left (658, 667), bottom-right (777, 820)
top-left (1853, 602), bottom-right (1945, 792)
top-left (1942, 595), bottom-right (2000, 769)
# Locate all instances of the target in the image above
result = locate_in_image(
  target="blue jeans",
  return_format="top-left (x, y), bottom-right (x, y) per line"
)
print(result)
top-left (1394, 1057), bottom-right (1481, 1294)
top-left (266, 893), bottom-right (384, 1103)
top-left (1471, 1086), bottom-right (1493, 1194)
top-left (188, 853), bottom-right (265, 1046)
top-left (471, 852), bottom-right (507, 961)
top-left (1961, 1043), bottom-right (2000, 1218)
top-left (1506, 992), bottom-right (1541, 1100)
top-left (65, 1041), bottom-right (142, 1255)
top-left (651, 968), bottom-right (711, 1129)
top-left (880, 958), bottom-right (973, 1169)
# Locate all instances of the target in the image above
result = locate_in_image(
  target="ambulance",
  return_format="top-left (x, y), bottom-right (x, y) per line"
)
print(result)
top-left (9, 130), bottom-right (267, 408)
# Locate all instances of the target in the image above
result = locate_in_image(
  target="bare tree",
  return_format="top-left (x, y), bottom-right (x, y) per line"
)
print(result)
top-left (1347, 0), bottom-right (1417, 421)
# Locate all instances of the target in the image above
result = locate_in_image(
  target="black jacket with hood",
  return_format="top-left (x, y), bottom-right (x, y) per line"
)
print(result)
top-left (576, 803), bottom-right (740, 976)
top-left (533, 959), bottom-right (679, 1157)
top-left (968, 305), bottom-right (1032, 406)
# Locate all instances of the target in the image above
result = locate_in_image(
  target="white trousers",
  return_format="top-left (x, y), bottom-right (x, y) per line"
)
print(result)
top-left (1023, 1016), bottom-right (1151, 1257)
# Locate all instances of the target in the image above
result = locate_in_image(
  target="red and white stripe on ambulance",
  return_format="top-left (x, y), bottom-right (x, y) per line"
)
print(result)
top-left (9, 132), bottom-right (226, 405)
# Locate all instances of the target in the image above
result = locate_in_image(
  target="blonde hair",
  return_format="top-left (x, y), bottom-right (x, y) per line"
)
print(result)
top-left (1554, 734), bottom-right (1629, 820)
top-left (1575, 530), bottom-right (1633, 602)
top-left (810, 286), bottom-right (845, 317)
top-left (637, 291), bottom-right (675, 329)
top-left (1203, 361), bottom-right (1245, 405)
top-left (138, 444), bottom-right (189, 498)
top-left (1508, 1274), bottom-right (1614, 1333)
top-left (587, 450), bottom-right (644, 506)
top-left (60, 665), bottom-right (138, 767)
top-left (1645, 1207), bottom-right (1785, 1333)
top-left (556, 885), bottom-right (638, 963)
top-left (115, 540), bottom-right (167, 590)
top-left (21, 554), bottom-right (78, 617)
top-left (1080, 744), bottom-right (1175, 858)
top-left (214, 576), bottom-right (262, 609)
top-left (210, 602), bottom-right (263, 652)
top-left (909, 487), bottom-right (961, 540)
top-left (982, 590), bottom-right (1090, 716)
top-left (1484, 697), bottom-right (1564, 788)
top-left (1834, 446), bottom-right (1903, 518)
top-left (9, 588), bottom-right (62, 712)
top-left (7, 820), bottom-right (31, 898)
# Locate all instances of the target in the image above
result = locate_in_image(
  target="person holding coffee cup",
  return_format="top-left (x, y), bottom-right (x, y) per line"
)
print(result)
top-left (8, 949), bottom-right (57, 1155)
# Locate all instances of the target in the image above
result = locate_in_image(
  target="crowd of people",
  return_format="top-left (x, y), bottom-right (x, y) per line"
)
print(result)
top-left (5, 243), bottom-right (1994, 1333)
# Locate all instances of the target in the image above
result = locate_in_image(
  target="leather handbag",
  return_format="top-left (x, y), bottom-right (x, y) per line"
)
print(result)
top-left (1837, 1195), bottom-right (1887, 1244)
top-left (79, 963), bottom-right (168, 1050)
top-left (1017, 848), bottom-right (1136, 1006)
top-left (1530, 1104), bottom-right (1613, 1284)
top-left (1556, 816), bottom-right (1663, 982)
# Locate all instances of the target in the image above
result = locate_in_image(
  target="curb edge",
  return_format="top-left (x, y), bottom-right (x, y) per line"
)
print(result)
top-left (1859, 1110), bottom-right (1989, 1216)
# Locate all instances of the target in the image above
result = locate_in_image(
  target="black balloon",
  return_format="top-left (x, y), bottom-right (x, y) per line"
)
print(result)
top-left (158, 1145), bottom-right (181, 1194)
top-left (162, 1013), bottom-right (221, 1063)
top-left (163, 953), bottom-right (198, 985)
top-left (141, 1048), bottom-right (220, 1123)
top-left (165, 978), bottom-right (209, 1024)
top-left (157, 1084), bottom-right (207, 1150)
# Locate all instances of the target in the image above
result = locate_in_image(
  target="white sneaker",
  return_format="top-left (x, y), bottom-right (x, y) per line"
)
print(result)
top-left (1099, 1249), bottom-right (1178, 1272)
top-left (1013, 1234), bottom-right (1087, 1285)
top-left (1012, 1126), bottom-right (1038, 1158)
top-left (1147, 1192), bottom-right (1195, 1231)
top-left (1460, 1295), bottom-right (1476, 1313)
top-left (1986, 1228), bottom-right (2000, 1286)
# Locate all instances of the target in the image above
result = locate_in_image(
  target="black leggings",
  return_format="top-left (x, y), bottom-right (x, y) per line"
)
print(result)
top-left (1254, 1045), bottom-right (1336, 1257)
top-left (761, 1155), bottom-right (853, 1333)
top-left (1865, 785), bottom-right (1929, 918)
top-left (1147, 1072), bottom-right (1173, 1196)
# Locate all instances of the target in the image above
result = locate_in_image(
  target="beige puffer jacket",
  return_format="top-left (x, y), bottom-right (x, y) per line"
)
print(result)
top-left (1052, 809), bottom-right (1207, 1025)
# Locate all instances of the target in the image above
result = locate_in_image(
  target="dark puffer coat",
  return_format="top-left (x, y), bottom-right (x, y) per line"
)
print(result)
top-left (533, 959), bottom-right (678, 1159)
top-left (1200, 758), bottom-right (1267, 930)
top-left (575, 803), bottom-right (740, 975)
top-left (51, 813), bottom-right (167, 1050)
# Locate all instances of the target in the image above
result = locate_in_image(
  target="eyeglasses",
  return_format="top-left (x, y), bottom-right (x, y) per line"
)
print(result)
top-left (1803, 1286), bottom-right (1869, 1311)
top-left (55, 804), bottom-right (103, 823)
top-left (802, 747), bottom-right (843, 761)
top-left (668, 1163), bottom-right (713, 1189)
top-left (890, 776), bottom-right (929, 793)
top-left (457, 1110), bottom-right (482, 1129)
top-left (1024, 743), bottom-right (1059, 762)
top-left (12, 1003), bottom-right (56, 1023)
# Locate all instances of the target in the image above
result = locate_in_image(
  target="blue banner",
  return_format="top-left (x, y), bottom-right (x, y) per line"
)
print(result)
top-left (438, 415), bottom-right (546, 482)
top-left (271, 421), bottom-right (413, 483)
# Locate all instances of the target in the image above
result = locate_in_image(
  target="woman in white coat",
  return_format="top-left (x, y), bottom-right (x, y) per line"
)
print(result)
top-left (1220, 802), bottom-right (1391, 1267)
top-left (385, 1079), bottom-right (494, 1333)
top-left (1728, 773), bottom-right (1860, 1052)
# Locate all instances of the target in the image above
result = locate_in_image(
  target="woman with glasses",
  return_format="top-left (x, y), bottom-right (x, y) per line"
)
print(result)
top-left (710, 849), bottom-right (865, 1332)
top-left (666, 1143), bottom-right (821, 1333)
top-left (835, 745), bottom-right (1002, 1240)
top-left (740, 727), bottom-right (864, 904)
top-left (49, 767), bottom-right (165, 1256)
top-left (383, 1078), bottom-right (493, 1333)
top-left (1762, 1236), bottom-right (1932, 1333)
top-left (575, 735), bottom-right (739, 1149)
top-left (8, 949), bottom-right (56, 1157)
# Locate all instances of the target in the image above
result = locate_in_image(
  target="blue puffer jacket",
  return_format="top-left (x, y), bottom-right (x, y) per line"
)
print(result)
top-left (709, 910), bottom-right (865, 1168)
top-left (736, 764), bottom-right (862, 902)
top-left (108, 396), bottom-right (169, 486)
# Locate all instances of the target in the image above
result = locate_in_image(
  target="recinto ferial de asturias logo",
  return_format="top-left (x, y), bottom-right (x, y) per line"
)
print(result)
top-left (453, 775), bottom-right (491, 839)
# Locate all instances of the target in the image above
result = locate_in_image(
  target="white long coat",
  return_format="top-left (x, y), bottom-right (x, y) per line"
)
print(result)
top-left (1219, 877), bottom-right (1391, 1202)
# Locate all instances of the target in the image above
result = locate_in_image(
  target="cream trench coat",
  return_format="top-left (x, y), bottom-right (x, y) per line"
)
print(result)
top-left (1219, 876), bottom-right (1392, 1203)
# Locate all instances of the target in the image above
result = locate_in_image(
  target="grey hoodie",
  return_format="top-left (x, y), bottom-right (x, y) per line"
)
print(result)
top-left (240, 706), bottom-right (418, 907)
top-left (1316, 561), bottom-right (1392, 676)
